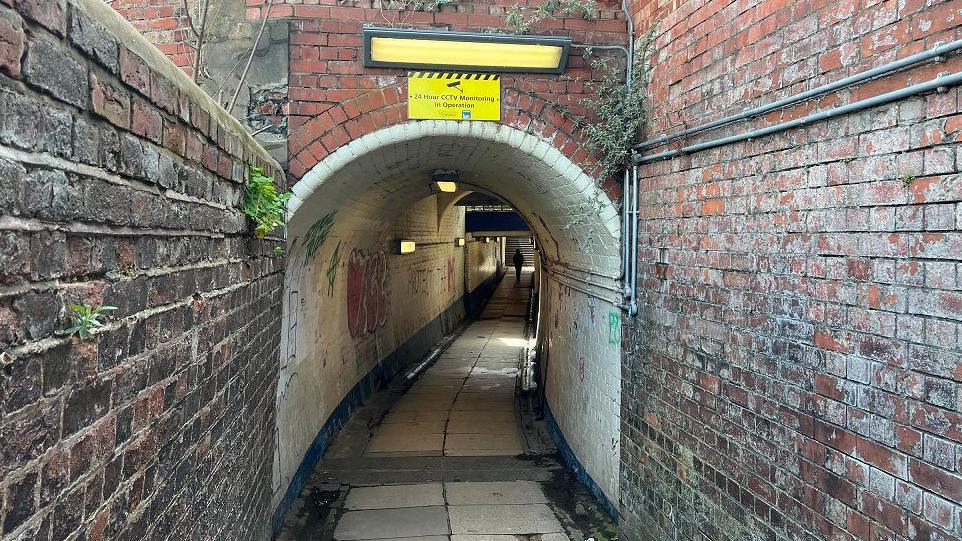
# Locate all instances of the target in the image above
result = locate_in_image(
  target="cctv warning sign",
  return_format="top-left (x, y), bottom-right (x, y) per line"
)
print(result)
top-left (408, 72), bottom-right (501, 121)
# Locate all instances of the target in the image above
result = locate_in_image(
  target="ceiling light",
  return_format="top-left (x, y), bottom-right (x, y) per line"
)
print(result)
top-left (435, 181), bottom-right (457, 192)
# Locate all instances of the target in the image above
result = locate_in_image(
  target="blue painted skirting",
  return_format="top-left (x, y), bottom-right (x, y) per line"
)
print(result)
top-left (543, 403), bottom-right (618, 519)
top-left (464, 269), bottom-right (505, 318)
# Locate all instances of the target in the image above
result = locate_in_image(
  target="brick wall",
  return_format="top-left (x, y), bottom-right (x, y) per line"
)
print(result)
top-left (107, 0), bottom-right (193, 75)
top-left (621, 1), bottom-right (962, 540)
top-left (542, 276), bottom-right (622, 506)
top-left (0, 1), bottom-right (284, 539)
top-left (466, 238), bottom-right (501, 293)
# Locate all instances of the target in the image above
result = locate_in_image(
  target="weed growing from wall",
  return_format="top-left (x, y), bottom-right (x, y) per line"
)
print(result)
top-left (504, 0), bottom-right (598, 35)
top-left (65, 304), bottom-right (117, 340)
top-left (378, 0), bottom-right (456, 27)
top-left (244, 164), bottom-right (291, 239)
top-left (577, 46), bottom-right (650, 182)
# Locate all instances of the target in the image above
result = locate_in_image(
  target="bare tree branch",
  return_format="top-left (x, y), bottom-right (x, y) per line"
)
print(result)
top-left (190, 0), bottom-right (211, 82)
top-left (227, 0), bottom-right (273, 114)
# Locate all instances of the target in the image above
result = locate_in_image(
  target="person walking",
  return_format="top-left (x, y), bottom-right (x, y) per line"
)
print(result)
top-left (512, 248), bottom-right (524, 282)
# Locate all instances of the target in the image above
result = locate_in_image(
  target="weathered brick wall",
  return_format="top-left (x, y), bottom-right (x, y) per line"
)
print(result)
top-left (0, 0), bottom-right (284, 538)
top-left (621, 1), bottom-right (962, 540)
top-left (249, 0), bottom-right (629, 184)
top-left (466, 238), bottom-right (501, 293)
top-left (107, 0), bottom-right (194, 75)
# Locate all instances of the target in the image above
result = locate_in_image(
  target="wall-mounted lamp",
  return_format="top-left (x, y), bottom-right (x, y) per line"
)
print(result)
top-left (363, 27), bottom-right (571, 74)
top-left (435, 181), bottom-right (457, 193)
top-left (455, 237), bottom-right (465, 246)
top-left (394, 240), bottom-right (416, 254)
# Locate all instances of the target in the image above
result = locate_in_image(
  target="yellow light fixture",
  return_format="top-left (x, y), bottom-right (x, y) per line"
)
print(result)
top-left (456, 237), bottom-right (465, 246)
top-left (394, 240), bottom-right (416, 254)
top-left (364, 27), bottom-right (571, 74)
top-left (435, 181), bottom-right (458, 193)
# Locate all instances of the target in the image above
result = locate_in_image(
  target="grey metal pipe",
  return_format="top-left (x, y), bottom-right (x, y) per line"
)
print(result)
top-left (622, 168), bottom-right (630, 292)
top-left (628, 165), bottom-right (639, 317)
top-left (636, 70), bottom-right (962, 164)
top-left (635, 39), bottom-right (962, 152)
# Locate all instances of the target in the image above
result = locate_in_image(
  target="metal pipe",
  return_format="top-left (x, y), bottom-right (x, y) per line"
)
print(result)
top-left (628, 165), bottom-right (639, 317)
top-left (636, 70), bottom-right (962, 164)
top-left (622, 168), bottom-right (630, 293)
top-left (634, 39), bottom-right (962, 152)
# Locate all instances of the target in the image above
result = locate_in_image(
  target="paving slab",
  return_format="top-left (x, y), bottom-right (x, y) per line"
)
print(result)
top-left (448, 504), bottom-right (562, 535)
top-left (345, 483), bottom-right (444, 510)
top-left (334, 506), bottom-right (450, 539)
top-left (374, 421), bottom-right (447, 436)
top-left (451, 533), bottom-right (570, 541)
top-left (382, 410), bottom-right (450, 424)
top-left (444, 482), bottom-right (547, 505)
top-left (366, 432), bottom-right (444, 454)
top-left (445, 434), bottom-right (523, 452)
top-left (446, 419), bottom-right (518, 435)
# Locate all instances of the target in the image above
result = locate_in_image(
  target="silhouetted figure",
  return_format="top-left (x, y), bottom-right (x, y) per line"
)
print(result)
top-left (512, 248), bottom-right (524, 282)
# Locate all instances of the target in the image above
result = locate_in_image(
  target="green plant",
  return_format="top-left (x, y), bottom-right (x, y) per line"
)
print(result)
top-left (244, 165), bottom-right (291, 239)
top-left (575, 30), bottom-right (655, 184)
top-left (902, 174), bottom-right (916, 186)
top-left (504, 0), bottom-right (597, 34)
top-left (65, 304), bottom-right (117, 340)
top-left (379, 0), bottom-right (455, 26)
top-left (273, 246), bottom-right (285, 257)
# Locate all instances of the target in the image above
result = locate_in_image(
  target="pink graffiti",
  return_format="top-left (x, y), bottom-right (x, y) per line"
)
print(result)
top-left (346, 249), bottom-right (388, 337)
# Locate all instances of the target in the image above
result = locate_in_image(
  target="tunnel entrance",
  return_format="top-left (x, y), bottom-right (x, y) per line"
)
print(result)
top-left (272, 120), bottom-right (624, 533)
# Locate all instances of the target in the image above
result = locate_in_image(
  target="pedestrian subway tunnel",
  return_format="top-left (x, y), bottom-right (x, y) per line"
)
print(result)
top-left (274, 120), bottom-right (625, 534)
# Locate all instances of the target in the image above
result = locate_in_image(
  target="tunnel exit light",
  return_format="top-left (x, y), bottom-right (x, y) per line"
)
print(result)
top-left (394, 240), bottom-right (416, 254)
top-left (435, 181), bottom-right (458, 193)
top-left (363, 27), bottom-right (571, 74)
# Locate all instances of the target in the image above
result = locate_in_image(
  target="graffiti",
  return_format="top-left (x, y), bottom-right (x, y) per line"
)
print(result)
top-left (608, 311), bottom-right (621, 345)
top-left (578, 356), bottom-right (586, 383)
top-left (346, 249), bottom-right (388, 337)
top-left (326, 241), bottom-right (342, 297)
top-left (303, 211), bottom-right (337, 262)
top-left (408, 268), bottom-right (432, 295)
top-left (286, 290), bottom-right (299, 360)
top-left (446, 257), bottom-right (456, 293)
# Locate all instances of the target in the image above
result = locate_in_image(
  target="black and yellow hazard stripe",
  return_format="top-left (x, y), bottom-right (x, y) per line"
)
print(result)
top-left (409, 72), bottom-right (501, 80)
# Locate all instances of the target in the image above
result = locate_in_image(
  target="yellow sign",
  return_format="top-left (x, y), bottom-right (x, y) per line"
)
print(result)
top-left (408, 72), bottom-right (501, 121)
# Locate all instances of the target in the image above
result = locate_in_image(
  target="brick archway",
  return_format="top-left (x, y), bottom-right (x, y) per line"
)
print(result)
top-left (286, 85), bottom-right (604, 188)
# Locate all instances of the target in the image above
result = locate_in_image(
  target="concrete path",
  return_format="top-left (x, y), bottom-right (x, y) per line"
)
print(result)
top-left (276, 270), bottom-right (616, 540)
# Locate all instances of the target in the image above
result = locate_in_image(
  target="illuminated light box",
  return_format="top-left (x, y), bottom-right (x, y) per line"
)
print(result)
top-left (363, 27), bottom-right (571, 74)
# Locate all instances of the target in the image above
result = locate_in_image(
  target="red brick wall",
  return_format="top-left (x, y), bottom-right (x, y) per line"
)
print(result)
top-left (240, 0), bottom-right (629, 181)
top-left (621, 1), bottom-right (962, 540)
top-left (108, 0), bottom-right (194, 75)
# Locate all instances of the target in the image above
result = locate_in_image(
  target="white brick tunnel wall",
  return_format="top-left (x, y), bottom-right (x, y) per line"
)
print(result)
top-left (274, 121), bottom-right (624, 515)
top-left (541, 275), bottom-right (623, 505)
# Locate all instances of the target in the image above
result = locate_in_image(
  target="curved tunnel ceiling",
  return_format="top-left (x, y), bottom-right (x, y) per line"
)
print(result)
top-left (288, 121), bottom-right (621, 278)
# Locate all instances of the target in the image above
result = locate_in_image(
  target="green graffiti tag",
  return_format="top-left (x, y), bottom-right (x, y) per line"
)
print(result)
top-left (608, 311), bottom-right (621, 344)
top-left (303, 211), bottom-right (337, 262)
top-left (326, 241), bottom-right (342, 297)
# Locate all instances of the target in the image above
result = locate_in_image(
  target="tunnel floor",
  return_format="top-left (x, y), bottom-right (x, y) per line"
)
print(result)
top-left (275, 270), bottom-right (618, 540)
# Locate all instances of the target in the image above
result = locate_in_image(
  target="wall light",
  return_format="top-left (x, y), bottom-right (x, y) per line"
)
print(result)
top-left (363, 27), bottom-right (571, 74)
top-left (435, 181), bottom-right (458, 193)
top-left (394, 240), bottom-right (416, 254)
top-left (456, 237), bottom-right (465, 246)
